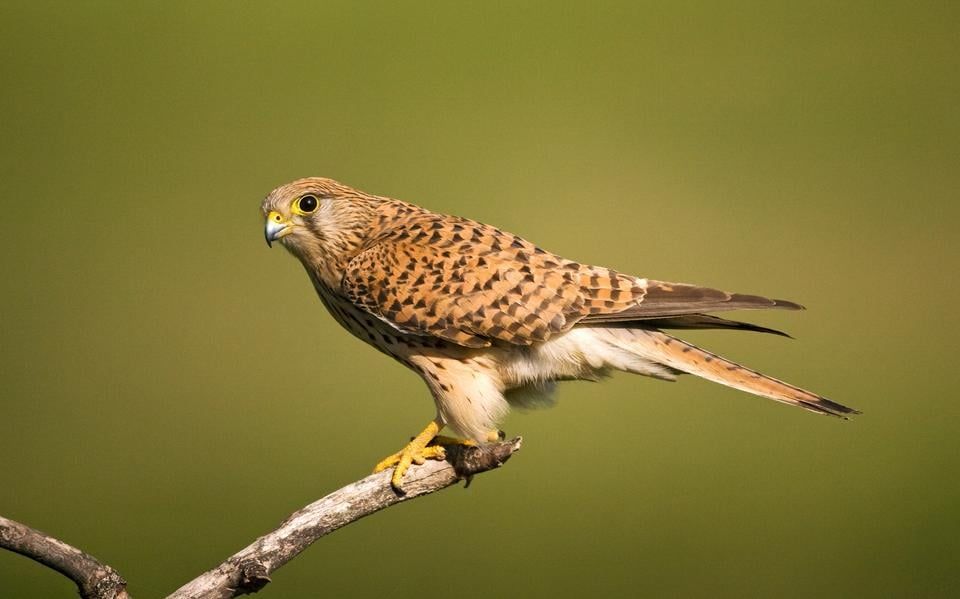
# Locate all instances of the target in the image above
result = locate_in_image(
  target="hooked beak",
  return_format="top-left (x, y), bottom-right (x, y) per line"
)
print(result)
top-left (265, 211), bottom-right (293, 247)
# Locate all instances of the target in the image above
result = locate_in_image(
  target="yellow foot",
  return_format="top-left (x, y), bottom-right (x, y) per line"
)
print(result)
top-left (373, 419), bottom-right (446, 493)
top-left (373, 443), bottom-right (446, 474)
top-left (373, 424), bottom-right (507, 493)
top-left (433, 435), bottom-right (477, 447)
top-left (434, 429), bottom-right (503, 445)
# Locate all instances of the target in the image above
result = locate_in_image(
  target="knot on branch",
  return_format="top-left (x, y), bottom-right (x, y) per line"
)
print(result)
top-left (235, 558), bottom-right (271, 595)
top-left (84, 568), bottom-right (128, 599)
top-left (446, 437), bottom-right (523, 481)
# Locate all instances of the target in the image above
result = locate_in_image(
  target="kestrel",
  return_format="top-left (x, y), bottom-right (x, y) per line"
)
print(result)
top-left (262, 178), bottom-right (857, 491)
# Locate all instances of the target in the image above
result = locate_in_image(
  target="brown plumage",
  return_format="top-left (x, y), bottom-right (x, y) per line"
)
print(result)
top-left (261, 177), bottom-right (858, 491)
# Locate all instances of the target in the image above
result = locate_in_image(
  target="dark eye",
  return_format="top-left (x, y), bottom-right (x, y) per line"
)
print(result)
top-left (297, 195), bottom-right (319, 213)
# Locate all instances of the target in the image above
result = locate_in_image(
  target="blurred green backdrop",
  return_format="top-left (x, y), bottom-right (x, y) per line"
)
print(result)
top-left (1, 1), bottom-right (958, 597)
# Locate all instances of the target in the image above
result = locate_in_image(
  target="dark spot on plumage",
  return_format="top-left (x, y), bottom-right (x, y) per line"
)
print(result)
top-left (510, 237), bottom-right (524, 249)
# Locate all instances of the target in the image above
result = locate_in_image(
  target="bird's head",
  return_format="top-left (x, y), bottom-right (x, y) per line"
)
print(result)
top-left (261, 177), bottom-right (382, 268)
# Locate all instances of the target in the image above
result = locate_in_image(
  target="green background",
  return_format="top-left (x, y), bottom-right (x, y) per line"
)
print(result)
top-left (1, 2), bottom-right (958, 597)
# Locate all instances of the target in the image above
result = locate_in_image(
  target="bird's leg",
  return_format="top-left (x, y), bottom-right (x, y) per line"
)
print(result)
top-left (373, 418), bottom-right (447, 492)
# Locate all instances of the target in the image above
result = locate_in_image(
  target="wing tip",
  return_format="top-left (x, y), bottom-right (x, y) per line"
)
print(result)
top-left (771, 298), bottom-right (806, 311)
top-left (801, 397), bottom-right (861, 419)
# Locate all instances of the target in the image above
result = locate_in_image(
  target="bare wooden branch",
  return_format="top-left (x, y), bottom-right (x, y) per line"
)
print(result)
top-left (0, 515), bottom-right (129, 599)
top-left (168, 437), bottom-right (521, 598)
top-left (0, 438), bottom-right (521, 599)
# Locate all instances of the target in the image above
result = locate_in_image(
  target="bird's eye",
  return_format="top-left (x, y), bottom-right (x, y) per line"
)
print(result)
top-left (295, 195), bottom-right (319, 214)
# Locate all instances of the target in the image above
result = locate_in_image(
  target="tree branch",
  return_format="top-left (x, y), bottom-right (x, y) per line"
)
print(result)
top-left (169, 438), bottom-right (521, 598)
top-left (0, 438), bottom-right (521, 599)
top-left (0, 516), bottom-right (129, 599)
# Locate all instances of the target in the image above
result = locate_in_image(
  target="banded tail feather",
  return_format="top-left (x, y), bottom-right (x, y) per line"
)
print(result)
top-left (625, 328), bottom-right (858, 418)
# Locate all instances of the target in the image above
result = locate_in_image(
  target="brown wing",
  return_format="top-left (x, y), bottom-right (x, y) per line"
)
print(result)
top-left (340, 212), bottom-right (645, 347)
top-left (341, 209), bottom-right (802, 348)
top-left (578, 280), bottom-right (803, 324)
top-left (621, 313), bottom-right (793, 338)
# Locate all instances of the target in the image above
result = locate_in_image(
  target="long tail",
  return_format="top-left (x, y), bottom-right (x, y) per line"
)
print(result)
top-left (622, 328), bottom-right (859, 418)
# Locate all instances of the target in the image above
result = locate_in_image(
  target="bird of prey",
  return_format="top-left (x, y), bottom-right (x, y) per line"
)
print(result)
top-left (262, 178), bottom-right (857, 491)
